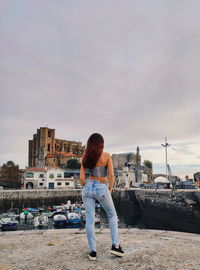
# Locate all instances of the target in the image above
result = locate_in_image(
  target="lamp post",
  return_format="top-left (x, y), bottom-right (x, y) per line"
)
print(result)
top-left (161, 137), bottom-right (171, 180)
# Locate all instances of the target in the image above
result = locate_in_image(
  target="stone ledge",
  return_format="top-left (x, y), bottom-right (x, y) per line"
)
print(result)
top-left (0, 229), bottom-right (200, 270)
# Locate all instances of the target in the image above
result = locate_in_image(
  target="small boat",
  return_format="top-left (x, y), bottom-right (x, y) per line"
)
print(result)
top-left (67, 212), bottom-right (81, 224)
top-left (74, 203), bottom-right (82, 213)
top-left (19, 211), bottom-right (33, 220)
top-left (42, 211), bottom-right (54, 218)
top-left (53, 213), bottom-right (68, 226)
top-left (69, 204), bottom-right (76, 211)
top-left (95, 203), bottom-right (101, 209)
top-left (61, 200), bottom-right (71, 211)
top-left (0, 217), bottom-right (18, 231)
top-left (24, 208), bottom-right (38, 214)
top-left (1, 212), bottom-right (19, 219)
top-left (66, 200), bottom-right (71, 208)
top-left (33, 215), bottom-right (49, 228)
top-left (52, 206), bottom-right (66, 214)
top-left (44, 207), bottom-right (54, 217)
top-left (52, 205), bottom-right (61, 210)
top-left (81, 211), bottom-right (100, 224)
top-left (37, 207), bottom-right (45, 212)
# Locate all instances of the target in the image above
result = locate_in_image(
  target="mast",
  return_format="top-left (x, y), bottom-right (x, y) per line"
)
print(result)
top-left (161, 137), bottom-right (171, 180)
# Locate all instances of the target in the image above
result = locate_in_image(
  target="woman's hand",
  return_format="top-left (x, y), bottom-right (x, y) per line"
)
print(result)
top-left (80, 181), bottom-right (85, 187)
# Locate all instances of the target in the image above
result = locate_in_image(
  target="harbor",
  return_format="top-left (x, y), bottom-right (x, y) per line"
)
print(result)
top-left (1, 188), bottom-right (200, 234)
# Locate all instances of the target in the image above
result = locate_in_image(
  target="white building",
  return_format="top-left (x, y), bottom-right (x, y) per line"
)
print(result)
top-left (46, 168), bottom-right (74, 189)
top-left (24, 167), bottom-right (45, 189)
top-left (117, 165), bottom-right (148, 188)
top-left (23, 167), bottom-right (75, 189)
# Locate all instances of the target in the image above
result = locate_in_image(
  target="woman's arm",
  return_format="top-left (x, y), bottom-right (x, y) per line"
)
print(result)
top-left (80, 162), bottom-right (86, 186)
top-left (107, 153), bottom-right (115, 192)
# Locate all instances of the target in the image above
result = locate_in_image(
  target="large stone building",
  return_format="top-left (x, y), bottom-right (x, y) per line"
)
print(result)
top-left (112, 147), bottom-right (153, 184)
top-left (28, 127), bottom-right (85, 168)
top-left (112, 147), bottom-right (141, 170)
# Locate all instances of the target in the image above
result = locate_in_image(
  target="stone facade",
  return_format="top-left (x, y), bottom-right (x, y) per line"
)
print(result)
top-left (112, 147), bottom-right (153, 183)
top-left (112, 152), bottom-right (138, 170)
top-left (28, 127), bottom-right (85, 168)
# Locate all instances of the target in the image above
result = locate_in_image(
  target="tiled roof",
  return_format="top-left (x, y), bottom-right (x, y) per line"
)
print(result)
top-left (54, 151), bottom-right (77, 157)
top-left (55, 178), bottom-right (74, 181)
top-left (46, 154), bottom-right (56, 158)
top-left (26, 167), bottom-right (45, 172)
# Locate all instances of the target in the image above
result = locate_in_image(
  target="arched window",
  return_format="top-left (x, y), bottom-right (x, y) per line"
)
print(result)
top-left (26, 182), bottom-right (34, 189)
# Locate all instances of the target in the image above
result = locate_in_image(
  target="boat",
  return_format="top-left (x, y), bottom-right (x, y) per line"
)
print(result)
top-left (41, 211), bottom-right (54, 218)
top-left (69, 203), bottom-right (76, 211)
top-left (52, 205), bottom-right (62, 210)
top-left (52, 205), bottom-right (66, 214)
top-left (74, 203), bottom-right (82, 213)
top-left (67, 212), bottom-right (81, 224)
top-left (43, 207), bottom-right (54, 217)
top-left (95, 203), bottom-right (101, 209)
top-left (28, 207), bottom-right (38, 213)
top-left (19, 211), bottom-right (33, 220)
top-left (0, 217), bottom-right (18, 231)
top-left (33, 215), bottom-right (49, 228)
top-left (53, 213), bottom-right (68, 226)
top-left (1, 212), bottom-right (20, 219)
top-left (61, 200), bottom-right (71, 211)
top-left (81, 211), bottom-right (100, 224)
top-left (24, 208), bottom-right (38, 214)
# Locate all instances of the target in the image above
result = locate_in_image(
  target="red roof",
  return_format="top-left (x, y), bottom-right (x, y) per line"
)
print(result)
top-left (46, 154), bottom-right (56, 158)
top-left (26, 167), bottom-right (45, 172)
top-left (54, 151), bottom-right (77, 157)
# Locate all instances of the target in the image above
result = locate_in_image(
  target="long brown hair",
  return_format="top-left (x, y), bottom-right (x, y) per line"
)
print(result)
top-left (82, 133), bottom-right (104, 169)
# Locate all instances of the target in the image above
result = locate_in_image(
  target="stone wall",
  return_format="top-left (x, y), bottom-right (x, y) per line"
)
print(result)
top-left (133, 189), bottom-right (200, 233)
top-left (113, 189), bottom-right (200, 233)
top-left (1, 189), bottom-right (200, 234)
top-left (0, 189), bottom-right (82, 212)
top-left (112, 189), bottom-right (142, 226)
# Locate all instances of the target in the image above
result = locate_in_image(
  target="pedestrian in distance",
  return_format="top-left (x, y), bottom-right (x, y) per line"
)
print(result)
top-left (80, 133), bottom-right (124, 261)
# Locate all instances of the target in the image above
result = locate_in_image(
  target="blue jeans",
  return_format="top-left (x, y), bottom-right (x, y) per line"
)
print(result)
top-left (82, 179), bottom-right (119, 252)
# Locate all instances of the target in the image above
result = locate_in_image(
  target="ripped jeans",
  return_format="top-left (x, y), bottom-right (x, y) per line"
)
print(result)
top-left (82, 179), bottom-right (119, 252)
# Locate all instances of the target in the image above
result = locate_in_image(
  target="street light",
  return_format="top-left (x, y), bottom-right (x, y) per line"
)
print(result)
top-left (161, 137), bottom-right (171, 180)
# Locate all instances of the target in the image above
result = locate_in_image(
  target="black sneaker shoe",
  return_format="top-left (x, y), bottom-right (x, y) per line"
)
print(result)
top-left (89, 251), bottom-right (97, 261)
top-left (110, 244), bottom-right (124, 257)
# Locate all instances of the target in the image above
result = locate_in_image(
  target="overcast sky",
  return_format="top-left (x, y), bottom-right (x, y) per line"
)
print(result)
top-left (1, 0), bottom-right (200, 178)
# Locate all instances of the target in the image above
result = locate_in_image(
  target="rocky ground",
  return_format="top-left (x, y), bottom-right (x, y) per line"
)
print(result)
top-left (0, 228), bottom-right (200, 270)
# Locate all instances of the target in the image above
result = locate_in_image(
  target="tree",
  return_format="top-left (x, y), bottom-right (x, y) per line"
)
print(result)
top-left (0, 161), bottom-right (22, 189)
top-left (143, 160), bottom-right (153, 169)
top-left (66, 159), bottom-right (81, 169)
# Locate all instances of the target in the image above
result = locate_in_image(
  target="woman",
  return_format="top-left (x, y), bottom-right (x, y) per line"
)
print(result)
top-left (80, 133), bottom-right (124, 261)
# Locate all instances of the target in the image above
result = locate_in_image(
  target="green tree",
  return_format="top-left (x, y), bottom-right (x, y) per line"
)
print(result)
top-left (66, 159), bottom-right (81, 169)
top-left (143, 160), bottom-right (153, 169)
